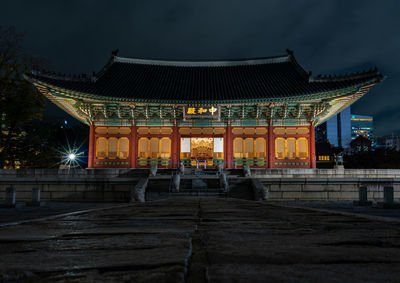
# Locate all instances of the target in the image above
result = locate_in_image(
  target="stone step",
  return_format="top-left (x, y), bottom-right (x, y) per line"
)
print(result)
top-left (179, 189), bottom-right (223, 193)
top-left (170, 192), bottom-right (227, 197)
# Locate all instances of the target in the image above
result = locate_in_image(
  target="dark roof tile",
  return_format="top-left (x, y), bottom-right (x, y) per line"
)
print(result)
top-left (27, 54), bottom-right (384, 102)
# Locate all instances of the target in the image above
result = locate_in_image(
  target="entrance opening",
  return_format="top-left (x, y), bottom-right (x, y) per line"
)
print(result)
top-left (180, 137), bottom-right (224, 167)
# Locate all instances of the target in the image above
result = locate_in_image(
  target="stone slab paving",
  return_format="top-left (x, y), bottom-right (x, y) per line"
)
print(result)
top-left (0, 198), bottom-right (400, 282)
top-left (0, 202), bottom-right (119, 224)
top-left (281, 201), bottom-right (400, 219)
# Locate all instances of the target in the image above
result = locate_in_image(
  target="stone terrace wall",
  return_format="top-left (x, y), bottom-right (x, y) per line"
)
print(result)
top-left (0, 169), bottom-right (150, 202)
top-left (258, 178), bottom-right (400, 202)
top-left (0, 168), bottom-right (399, 202)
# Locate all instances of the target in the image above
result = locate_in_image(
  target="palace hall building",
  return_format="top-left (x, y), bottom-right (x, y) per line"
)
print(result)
top-left (25, 50), bottom-right (383, 169)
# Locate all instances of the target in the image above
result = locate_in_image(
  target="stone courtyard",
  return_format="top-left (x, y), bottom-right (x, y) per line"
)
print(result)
top-left (1, 198), bottom-right (400, 282)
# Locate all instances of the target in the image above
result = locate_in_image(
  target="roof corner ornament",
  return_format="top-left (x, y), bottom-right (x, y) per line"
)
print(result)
top-left (111, 49), bottom-right (119, 57)
top-left (286, 49), bottom-right (294, 56)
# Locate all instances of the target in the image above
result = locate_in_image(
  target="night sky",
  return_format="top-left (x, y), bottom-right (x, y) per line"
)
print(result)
top-left (2, 0), bottom-right (399, 136)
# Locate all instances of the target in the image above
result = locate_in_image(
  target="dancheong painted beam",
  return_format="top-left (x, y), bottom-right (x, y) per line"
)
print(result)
top-left (25, 50), bottom-right (384, 169)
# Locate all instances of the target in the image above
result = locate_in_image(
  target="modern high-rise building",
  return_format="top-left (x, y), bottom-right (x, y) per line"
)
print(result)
top-left (351, 114), bottom-right (374, 146)
top-left (316, 107), bottom-right (352, 148)
top-left (316, 108), bottom-right (374, 148)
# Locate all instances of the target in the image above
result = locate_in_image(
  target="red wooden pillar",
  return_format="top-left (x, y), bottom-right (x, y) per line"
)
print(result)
top-left (171, 125), bottom-right (179, 168)
top-left (268, 124), bottom-right (274, 168)
top-left (130, 125), bottom-right (137, 168)
top-left (310, 123), bottom-right (316, 168)
top-left (225, 123), bottom-right (233, 168)
top-left (88, 124), bottom-right (95, 168)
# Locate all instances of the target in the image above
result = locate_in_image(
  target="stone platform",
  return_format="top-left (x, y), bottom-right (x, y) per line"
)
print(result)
top-left (0, 198), bottom-right (400, 282)
top-left (1, 168), bottom-right (400, 202)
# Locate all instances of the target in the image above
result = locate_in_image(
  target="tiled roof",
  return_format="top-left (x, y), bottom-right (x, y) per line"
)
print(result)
top-left (27, 52), bottom-right (384, 102)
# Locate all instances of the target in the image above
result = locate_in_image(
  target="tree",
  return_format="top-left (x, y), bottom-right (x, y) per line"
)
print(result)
top-left (0, 26), bottom-right (46, 168)
top-left (350, 135), bottom-right (372, 153)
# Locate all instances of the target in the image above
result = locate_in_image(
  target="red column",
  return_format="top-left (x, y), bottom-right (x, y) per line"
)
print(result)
top-left (310, 123), bottom-right (316, 168)
top-left (268, 124), bottom-right (274, 168)
top-left (130, 125), bottom-right (137, 168)
top-left (225, 123), bottom-right (233, 168)
top-left (88, 124), bottom-right (95, 168)
top-left (171, 125), bottom-right (179, 168)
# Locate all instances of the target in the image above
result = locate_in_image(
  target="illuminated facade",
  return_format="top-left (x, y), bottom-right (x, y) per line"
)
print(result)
top-left (25, 51), bottom-right (383, 168)
top-left (351, 114), bottom-right (374, 146)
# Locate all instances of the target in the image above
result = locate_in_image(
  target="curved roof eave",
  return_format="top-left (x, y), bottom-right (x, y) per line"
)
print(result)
top-left (29, 76), bottom-right (381, 106)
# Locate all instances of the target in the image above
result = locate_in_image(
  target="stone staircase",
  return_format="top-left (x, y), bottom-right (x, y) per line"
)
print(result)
top-left (145, 168), bottom-right (254, 200)
top-left (171, 177), bottom-right (227, 197)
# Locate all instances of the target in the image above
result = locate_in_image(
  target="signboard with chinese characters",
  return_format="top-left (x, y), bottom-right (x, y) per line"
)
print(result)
top-left (183, 105), bottom-right (220, 119)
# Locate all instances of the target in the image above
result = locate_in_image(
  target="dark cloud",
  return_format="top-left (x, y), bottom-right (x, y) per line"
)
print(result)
top-left (2, 0), bottom-right (399, 135)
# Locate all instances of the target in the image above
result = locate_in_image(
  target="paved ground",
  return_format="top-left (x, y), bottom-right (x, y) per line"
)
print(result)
top-left (0, 202), bottom-right (119, 224)
top-left (1, 198), bottom-right (400, 282)
top-left (282, 201), bottom-right (400, 219)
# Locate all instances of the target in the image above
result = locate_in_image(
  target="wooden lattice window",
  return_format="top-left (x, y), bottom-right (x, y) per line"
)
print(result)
top-left (275, 138), bottom-right (285, 159)
top-left (255, 138), bottom-right (266, 158)
top-left (118, 138), bottom-right (129, 159)
top-left (108, 138), bottom-right (118, 159)
top-left (96, 137), bottom-right (107, 159)
top-left (233, 138), bottom-right (243, 158)
top-left (138, 138), bottom-right (150, 158)
top-left (244, 138), bottom-right (254, 158)
top-left (160, 138), bottom-right (171, 158)
top-left (297, 138), bottom-right (308, 159)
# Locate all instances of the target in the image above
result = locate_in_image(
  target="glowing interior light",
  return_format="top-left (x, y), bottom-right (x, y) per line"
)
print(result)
top-left (68, 153), bottom-right (76, 160)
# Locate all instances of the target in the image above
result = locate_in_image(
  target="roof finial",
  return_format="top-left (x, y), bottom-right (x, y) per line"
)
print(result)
top-left (112, 49), bottom-right (119, 56)
top-left (286, 49), bottom-right (294, 56)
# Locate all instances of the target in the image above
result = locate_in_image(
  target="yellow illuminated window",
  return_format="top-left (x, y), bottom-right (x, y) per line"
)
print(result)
top-left (160, 138), bottom-right (171, 158)
top-left (286, 138), bottom-right (296, 159)
top-left (95, 127), bottom-right (108, 135)
top-left (275, 138), bottom-right (285, 159)
top-left (233, 138), bottom-right (243, 158)
top-left (150, 138), bottom-right (159, 158)
top-left (137, 127), bottom-right (149, 135)
top-left (286, 128), bottom-right (297, 135)
top-left (255, 138), bottom-right (266, 158)
top-left (244, 138), bottom-right (254, 158)
top-left (96, 137), bottom-right (107, 159)
top-left (108, 138), bottom-right (118, 159)
top-left (243, 128), bottom-right (255, 135)
top-left (255, 128), bottom-right (267, 135)
top-left (160, 127), bottom-right (173, 135)
top-left (118, 138), bottom-right (129, 159)
top-left (297, 138), bottom-right (308, 159)
top-left (232, 128), bottom-right (244, 135)
top-left (297, 128), bottom-right (309, 134)
top-left (318, 155), bottom-right (330, 161)
top-left (119, 127), bottom-right (131, 135)
top-left (138, 138), bottom-right (150, 158)
top-left (274, 128), bottom-right (285, 135)
top-left (149, 127), bottom-right (161, 135)
top-left (108, 127), bottom-right (119, 135)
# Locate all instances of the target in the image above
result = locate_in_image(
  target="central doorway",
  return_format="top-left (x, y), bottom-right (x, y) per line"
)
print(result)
top-left (180, 137), bottom-right (224, 167)
top-left (191, 138), bottom-right (213, 166)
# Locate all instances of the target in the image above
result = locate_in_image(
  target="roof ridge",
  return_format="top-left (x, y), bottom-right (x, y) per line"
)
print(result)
top-left (112, 54), bottom-right (291, 67)
top-left (309, 68), bottom-right (383, 83)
